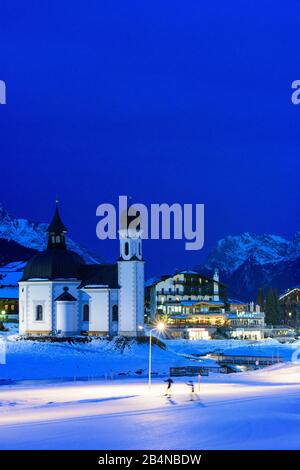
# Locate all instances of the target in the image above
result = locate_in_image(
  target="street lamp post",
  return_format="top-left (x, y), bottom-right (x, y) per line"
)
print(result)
top-left (148, 322), bottom-right (165, 392)
top-left (148, 329), bottom-right (153, 391)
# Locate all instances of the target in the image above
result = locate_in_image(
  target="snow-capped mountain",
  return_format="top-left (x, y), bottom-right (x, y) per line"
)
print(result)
top-left (0, 205), bottom-right (101, 265)
top-left (203, 232), bottom-right (300, 274)
top-left (199, 232), bottom-right (300, 301)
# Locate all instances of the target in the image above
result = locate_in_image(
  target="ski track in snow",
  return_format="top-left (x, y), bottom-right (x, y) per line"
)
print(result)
top-left (0, 363), bottom-right (300, 449)
top-left (1, 333), bottom-right (300, 449)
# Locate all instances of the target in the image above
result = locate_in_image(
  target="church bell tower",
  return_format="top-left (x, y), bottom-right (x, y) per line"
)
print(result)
top-left (117, 207), bottom-right (144, 336)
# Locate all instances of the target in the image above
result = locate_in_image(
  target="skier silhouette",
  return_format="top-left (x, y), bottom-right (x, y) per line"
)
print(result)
top-left (187, 380), bottom-right (195, 401)
top-left (164, 378), bottom-right (174, 398)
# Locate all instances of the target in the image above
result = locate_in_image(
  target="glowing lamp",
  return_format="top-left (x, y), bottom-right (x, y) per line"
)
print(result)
top-left (156, 322), bottom-right (165, 332)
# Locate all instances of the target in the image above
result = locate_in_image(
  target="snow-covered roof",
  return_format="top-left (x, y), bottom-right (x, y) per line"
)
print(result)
top-left (228, 298), bottom-right (248, 305)
top-left (279, 286), bottom-right (300, 300)
top-left (193, 300), bottom-right (224, 306)
top-left (178, 270), bottom-right (200, 275)
top-left (148, 270), bottom-right (225, 288)
top-left (180, 300), bottom-right (224, 307)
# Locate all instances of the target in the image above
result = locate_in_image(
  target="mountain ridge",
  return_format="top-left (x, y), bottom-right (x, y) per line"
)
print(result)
top-left (1, 205), bottom-right (299, 300)
top-left (198, 231), bottom-right (300, 301)
top-left (0, 205), bottom-right (102, 265)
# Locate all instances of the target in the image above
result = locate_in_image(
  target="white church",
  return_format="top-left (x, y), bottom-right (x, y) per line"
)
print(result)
top-left (19, 203), bottom-right (144, 337)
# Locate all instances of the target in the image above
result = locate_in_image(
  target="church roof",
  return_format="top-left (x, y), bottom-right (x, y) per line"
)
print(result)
top-left (79, 264), bottom-right (119, 288)
top-left (21, 202), bottom-right (86, 281)
top-left (21, 249), bottom-right (85, 281)
top-left (55, 286), bottom-right (77, 302)
top-left (47, 201), bottom-right (68, 234)
top-left (21, 203), bottom-right (119, 288)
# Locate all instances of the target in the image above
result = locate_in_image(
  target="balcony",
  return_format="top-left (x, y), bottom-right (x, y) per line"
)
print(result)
top-left (156, 293), bottom-right (203, 300)
top-left (226, 324), bottom-right (264, 329)
top-left (166, 318), bottom-right (263, 328)
top-left (167, 321), bottom-right (224, 328)
top-left (173, 280), bottom-right (201, 286)
top-left (168, 324), bottom-right (210, 329)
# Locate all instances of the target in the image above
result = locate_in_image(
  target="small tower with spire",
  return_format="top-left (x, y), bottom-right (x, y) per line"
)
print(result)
top-left (47, 199), bottom-right (68, 250)
top-left (213, 268), bottom-right (220, 301)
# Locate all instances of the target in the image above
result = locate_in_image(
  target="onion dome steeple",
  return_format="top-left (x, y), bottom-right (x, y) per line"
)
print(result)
top-left (47, 199), bottom-right (68, 249)
top-left (20, 200), bottom-right (85, 281)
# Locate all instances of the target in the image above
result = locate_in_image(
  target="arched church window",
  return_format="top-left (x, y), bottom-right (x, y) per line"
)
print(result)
top-left (112, 305), bottom-right (118, 322)
top-left (124, 242), bottom-right (129, 256)
top-left (36, 305), bottom-right (43, 321)
top-left (83, 304), bottom-right (89, 322)
top-left (56, 235), bottom-right (61, 243)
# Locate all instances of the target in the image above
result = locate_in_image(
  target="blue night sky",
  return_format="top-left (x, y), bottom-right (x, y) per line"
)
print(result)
top-left (0, 1), bottom-right (300, 277)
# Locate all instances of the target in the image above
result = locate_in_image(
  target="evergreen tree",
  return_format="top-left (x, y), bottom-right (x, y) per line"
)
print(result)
top-left (265, 287), bottom-right (282, 325)
top-left (256, 285), bottom-right (265, 310)
top-left (265, 287), bottom-right (274, 325)
top-left (273, 288), bottom-right (282, 325)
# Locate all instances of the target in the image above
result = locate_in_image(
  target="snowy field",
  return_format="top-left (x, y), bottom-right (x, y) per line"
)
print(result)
top-left (1, 325), bottom-right (300, 449)
top-left (0, 363), bottom-right (300, 449)
top-left (1, 324), bottom-right (300, 381)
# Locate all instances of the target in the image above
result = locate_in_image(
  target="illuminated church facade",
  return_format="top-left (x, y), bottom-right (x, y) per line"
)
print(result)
top-left (19, 203), bottom-right (144, 337)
